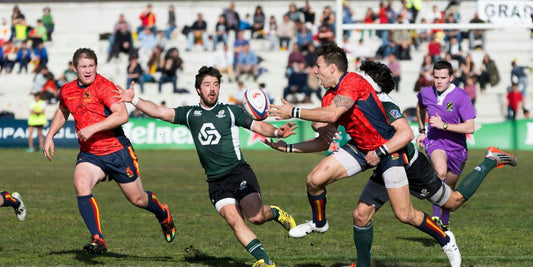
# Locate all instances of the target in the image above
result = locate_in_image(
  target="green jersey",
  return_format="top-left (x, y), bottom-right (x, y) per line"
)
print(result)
top-left (378, 93), bottom-right (417, 162)
top-left (173, 103), bottom-right (253, 180)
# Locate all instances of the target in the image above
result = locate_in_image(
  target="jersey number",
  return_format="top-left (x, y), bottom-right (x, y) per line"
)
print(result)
top-left (199, 123), bottom-right (221, 145)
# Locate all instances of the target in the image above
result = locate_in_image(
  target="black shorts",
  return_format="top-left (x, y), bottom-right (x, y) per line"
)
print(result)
top-left (76, 146), bottom-right (140, 184)
top-left (208, 163), bottom-right (260, 212)
top-left (362, 152), bottom-right (443, 208)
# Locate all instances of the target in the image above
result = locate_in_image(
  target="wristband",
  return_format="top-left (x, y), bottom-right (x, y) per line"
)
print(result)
top-left (418, 128), bottom-right (426, 134)
top-left (291, 107), bottom-right (301, 118)
top-left (131, 95), bottom-right (139, 106)
top-left (375, 144), bottom-right (390, 159)
top-left (285, 144), bottom-right (294, 153)
top-left (443, 122), bottom-right (448, 130)
top-left (274, 129), bottom-right (280, 138)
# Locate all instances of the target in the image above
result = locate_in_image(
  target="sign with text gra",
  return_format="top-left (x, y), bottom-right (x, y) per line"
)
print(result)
top-left (478, 0), bottom-right (533, 24)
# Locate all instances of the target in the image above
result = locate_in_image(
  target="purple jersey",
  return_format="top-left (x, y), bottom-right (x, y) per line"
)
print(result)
top-left (417, 84), bottom-right (476, 151)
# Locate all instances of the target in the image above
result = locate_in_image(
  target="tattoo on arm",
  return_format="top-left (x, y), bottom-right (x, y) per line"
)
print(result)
top-left (333, 95), bottom-right (355, 110)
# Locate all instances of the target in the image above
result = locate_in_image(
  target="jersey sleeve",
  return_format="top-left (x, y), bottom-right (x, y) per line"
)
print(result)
top-left (382, 101), bottom-right (405, 124)
top-left (173, 106), bottom-right (191, 125)
top-left (229, 105), bottom-right (253, 129)
top-left (458, 91), bottom-right (477, 121)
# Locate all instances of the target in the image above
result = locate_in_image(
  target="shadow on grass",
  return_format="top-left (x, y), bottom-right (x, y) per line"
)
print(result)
top-left (49, 250), bottom-right (173, 265)
top-left (398, 237), bottom-right (437, 247)
top-left (181, 245), bottom-right (248, 267)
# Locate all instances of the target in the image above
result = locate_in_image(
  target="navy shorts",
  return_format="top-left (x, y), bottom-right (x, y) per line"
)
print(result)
top-left (76, 146), bottom-right (140, 184)
top-left (208, 163), bottom-right (261, 212)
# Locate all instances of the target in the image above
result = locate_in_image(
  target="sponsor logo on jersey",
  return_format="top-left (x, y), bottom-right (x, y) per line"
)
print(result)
top-left (194, 110), bottom-right (202, 116)
top-left (389, 109), bottom-right (402, 119)
top-left (216, 110), bottom-right (226, 118)
top-left (238, 181), bottom-right (247, 191)
top-left (446, 102), bottom-right (454, 112)
top-left (198, 123), bottom-right (221, 145)
top-left (420, 189), bottom-right (429, 197)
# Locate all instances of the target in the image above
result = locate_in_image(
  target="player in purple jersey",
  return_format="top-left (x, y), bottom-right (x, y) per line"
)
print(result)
top-left (416, 60), bottom-right (476, 231)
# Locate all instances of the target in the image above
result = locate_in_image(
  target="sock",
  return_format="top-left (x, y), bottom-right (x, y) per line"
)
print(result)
top-left (308, 190), bottom-right (327, 227)
top-left (144, 191), bottom-right (167, 223)
top-left (354, 222), bottom-right (373, 267)
top-left (246, 239), bottom-right (272, 265)
top-left (432, 203), bottom-right (441, 218)
top-left (455, 158), bottom-right (497, 200)
top-left (271, 206), bottom-right (279, 221)
top-left (441, 209), bottom-right (450, 226)
top-left (0, 191), bottom-right (20, 208)
top-left (78, 195), bottom-right (104, 239)
top-left (415, 213), bottom-right (449, 247)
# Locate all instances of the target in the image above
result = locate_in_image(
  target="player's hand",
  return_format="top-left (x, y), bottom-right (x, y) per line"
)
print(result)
top-left (77, 125), bottom-right (96, 142)
top-left (114, 81), bottom-right (136, 103)
top-left (277, 121), bottom-right (298, 138)
top-left (429, 113), bottom-right (445, 130)
top-left (268, 98), bottom-right (293, 120)
top-left (263, 138), bottom-right (288, 152)
top-left (365, 150), bottom-right (381, 166)
top-left (43, 138), bottom-right (55, 161)
top-left (416, 133), bottom-right (425, 149)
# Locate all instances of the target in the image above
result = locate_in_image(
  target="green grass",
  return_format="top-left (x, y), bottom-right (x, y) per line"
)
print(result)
top-left (0, 148), bottom-right (532, 266)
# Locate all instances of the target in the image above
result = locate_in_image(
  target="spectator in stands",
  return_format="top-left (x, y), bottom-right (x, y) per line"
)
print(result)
top-left (458, 53), bottom-right (477, 88)
top-left (428, 33), bottom-right (442, 62)
top-left (11, 6), bottom-right (25, 25)
top-left (352, 38), bottom-right (371, 66)
top-left (211, 43), bottom-right (235, 83)
top-left (41, 72), bottom-right (58, 103)
top-left (233, 30), bottom-right (249, 69)
top-left (223, 1), bottom-right (241, 39)
top-left (1, 41), bottom-right (16, 73)
top-left (319, 5), bottom-right (335, 31)
top-left (284, 62), bottom-right (311, 104)
top-left (235, 43), bottom-right (259, 82)
top-left (405, 0), bottom-right (422, 23)
top-left (41, 7), bottom-right (54, 41)
top-left (443, 13), bottom-right (461, 45)
top-left (108, 21), bottom-right (133, 62)
top-left (304, 42), bottom-right (318, 69)
top-left (251, 6), bottom-right (266, 39)
top-left (27, 92), bottom-right (47, 152)
top-left (13, 17), bottom-right (28, 44)
top-left (32, 66), bottom-right (49, 94)
top-left (468, 12), bottom-right (485, 50)
top-left (361, 7), bottom-right (376, 40)
top-left (286, 43), bottom-right (305, 78)
top-left (277, 14), bottom-right (297, 51)
top-left (392, 15), bottom-right (412, 60)
top-left (228, 80), bottom-right (246, 105)
top-left (511, 59), bottom-right (530, 98)
top-left (57, 61), bottom-right (77, 87)
top-left (463, 75), bottom-right (477, 106)
top-left (299, 0), bottom-right (316, 28)
top-left (32, 42), bottom-right (48, 72)
top-left (155, 30), bottom-right (167, 52)
top-left (385, 0), bottom-right (398, 24)
top-left (137, 27), bottom-right (156, 64)
top-left (265, 16), bottom-right (278, 51)
top-left (158, 47), bottom-right (183, 94)
top-left (138, 3), bottom-right (156, 35)
top-left (506, 83), bottom-right (523, 120)
top-left (414, 18), bottom-right (431, 48)
top-left (341, 0), bottom-right (355, 39)
top-left (28, 19), bottom-right (48, 49)
top-left (287, 3), bottom-right (304, 23)
top-left (388, 53), bottom-right (401, 92)
top-left (478, 54), bottom-right (499, 92)
top-left (296, 23), bottom-right (313, 52)
top-left (375, 32), bottom-right (395, 60)
top-left (15, 40), bottom-right (31, 74)
top-left (186, 13), bottom-right (209, 52)
top-left (0, 18), bottom-right (11, 45)
top-left (414, 54), bottom-right (434, 92)
top-left (127, 54), bottom-right (145, 94)
top-left (446, 36), bottom-right (463, 63)
top-left (316, 25), bottom-right (335, 46)
top-left (213, 15), bottom-right (229, 51)
top-left (424, 4), bottom-right (442, 24)
top-left (164, 4), bottom-right (176, 40)
top-left (239, 13), bottom-right (252, 34)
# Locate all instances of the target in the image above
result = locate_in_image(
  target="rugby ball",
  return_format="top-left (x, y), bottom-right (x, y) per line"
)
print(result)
top-left (243, 88), bottom-right (270, 121)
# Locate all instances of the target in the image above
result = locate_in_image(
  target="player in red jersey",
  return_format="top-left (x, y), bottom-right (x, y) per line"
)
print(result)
top-left (268, 43), bottom-right (460, 266)
top-left (43, 48), bottom-right (175, 254)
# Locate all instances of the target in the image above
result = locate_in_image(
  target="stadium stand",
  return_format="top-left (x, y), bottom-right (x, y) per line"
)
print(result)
top-left (0, 1), bottom-right (531, 123)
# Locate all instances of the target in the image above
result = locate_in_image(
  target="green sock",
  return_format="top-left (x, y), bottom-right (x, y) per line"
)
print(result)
top-left (354, 222), bottom-right (373, 267)
top-left (455, 158), bottom-right (497, 200)
top-left (246, 239), bottom-right (271, 265)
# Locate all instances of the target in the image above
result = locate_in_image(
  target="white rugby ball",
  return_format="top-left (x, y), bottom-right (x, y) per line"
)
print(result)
top-left (243, 88), bottom-right (270, 121)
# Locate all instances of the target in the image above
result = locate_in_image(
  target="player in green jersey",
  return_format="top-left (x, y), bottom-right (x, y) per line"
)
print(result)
top-left (115, 66), bottom-right (297, 267)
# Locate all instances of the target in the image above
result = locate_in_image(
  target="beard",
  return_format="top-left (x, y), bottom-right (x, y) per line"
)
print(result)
top-left (200, 93), bottom-right (218, 108)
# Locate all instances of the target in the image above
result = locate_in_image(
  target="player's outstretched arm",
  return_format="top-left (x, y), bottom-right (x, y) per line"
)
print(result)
top-left (252, 121), bottom-right (297, 138)
top-left (115, 82), bottom-right (176, 122)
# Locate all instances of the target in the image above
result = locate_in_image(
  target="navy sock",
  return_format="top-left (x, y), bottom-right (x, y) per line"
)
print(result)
top-left (308, 190), bottom-right (327, 227)
top-left (77, 194), bottom-right (104, 239)
top-left (144, 191), bottom-right (167, 223)
top-left (0, 191), bottom-right (20, 208)
top-left (416, 213), bottom-right (449, 247)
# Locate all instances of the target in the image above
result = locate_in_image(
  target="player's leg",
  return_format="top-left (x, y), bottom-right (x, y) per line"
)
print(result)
top-left (239, 192), bottom-right (296, 231)
top-left (429, 149), bottom-right (448, 227)
top-left (115, 147), bottom-right (175, 242)
top-left (0, 190), bottom-right (26, 221)
top-left (440, 149), bottom-right (467, 230)
top-left (74, 161), bottom-right (108, 253)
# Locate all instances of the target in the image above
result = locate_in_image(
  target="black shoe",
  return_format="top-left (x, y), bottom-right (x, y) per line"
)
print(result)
top-left (83, 235), bottom-right (107, 254)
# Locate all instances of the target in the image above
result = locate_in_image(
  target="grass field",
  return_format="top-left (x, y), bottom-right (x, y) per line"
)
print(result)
top-left (0, 148), bottom-right (531, 266)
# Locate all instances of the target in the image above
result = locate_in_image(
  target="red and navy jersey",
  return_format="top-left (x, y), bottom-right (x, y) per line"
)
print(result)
top-left (59, 74), bottom-right (130, 155)
top-left (322, 72), bottom-right (396, 153)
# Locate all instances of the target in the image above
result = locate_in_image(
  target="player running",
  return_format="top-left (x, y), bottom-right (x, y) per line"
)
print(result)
top-left (43, 48), bottom-right (176, 254)
top-left (115, 66), bottom-right (296, 267)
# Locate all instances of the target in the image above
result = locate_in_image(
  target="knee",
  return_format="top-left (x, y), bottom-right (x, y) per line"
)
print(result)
top-left (129, 194), bottom-right (147, 208)
top-left (353, 207), bottom-right (372, 227)
top-left (306, 173), bottom-right (325, 192)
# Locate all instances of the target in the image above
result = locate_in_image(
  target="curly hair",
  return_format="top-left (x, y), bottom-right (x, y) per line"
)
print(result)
top-left (359, 60), bottom-right (395, 94)
top-left (195, 66), bottom-right (222, 89)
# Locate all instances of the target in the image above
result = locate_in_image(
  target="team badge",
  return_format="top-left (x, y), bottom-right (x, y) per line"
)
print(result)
top-left (446, 102), bottom-right (454, 112)
top-left (126, 167), bottom-right (134, 178)
top-left (389, 109), bottom-right (402, 119)
top-left (216, 110), bottom-right (226, 118)
top-left (83, 90), bottom-right (92, 103)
